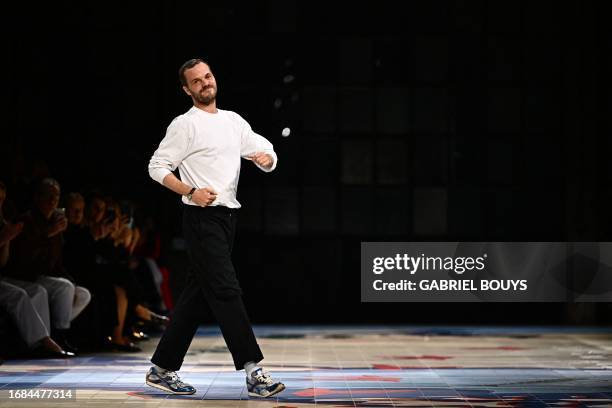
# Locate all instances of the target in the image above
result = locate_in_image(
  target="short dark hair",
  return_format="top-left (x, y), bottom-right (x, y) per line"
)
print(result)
top-left (178, 58), bottom-right (210, 86)
top-left (35, 178), bottom-right (60, 196)
top-left (65, 192), bottom-right (84, 205)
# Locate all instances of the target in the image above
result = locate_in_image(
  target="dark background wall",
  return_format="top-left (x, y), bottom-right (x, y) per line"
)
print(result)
top-left (2, 1), bottom-right (611, 324)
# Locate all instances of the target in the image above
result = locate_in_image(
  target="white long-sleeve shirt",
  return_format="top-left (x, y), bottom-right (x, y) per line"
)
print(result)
top-left (148, 106), bottom-right (277, 208)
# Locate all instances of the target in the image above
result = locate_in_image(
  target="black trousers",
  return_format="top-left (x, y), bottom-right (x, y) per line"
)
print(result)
top-left (151, 205), bottom-right (263, 371)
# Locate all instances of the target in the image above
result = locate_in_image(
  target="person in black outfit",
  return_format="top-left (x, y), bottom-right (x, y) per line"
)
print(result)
top-left (144, 58), bottom-right (285, 398)
top-left (63, 192), bottom-right (120, 350)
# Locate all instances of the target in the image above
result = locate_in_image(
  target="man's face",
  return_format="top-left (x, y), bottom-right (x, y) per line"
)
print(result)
top-left (66, 199), bottom-right (85, 225)
top-left (36, 185), bottom-right (60, 219)
top-left (183, 62), bottom-right (217, 105)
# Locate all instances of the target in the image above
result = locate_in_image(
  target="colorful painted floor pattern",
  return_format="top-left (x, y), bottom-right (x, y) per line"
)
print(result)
top-left (1, 326), bottom-right (612, 407)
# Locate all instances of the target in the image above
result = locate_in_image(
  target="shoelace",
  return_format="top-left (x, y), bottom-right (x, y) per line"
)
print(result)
top-left (253, 370), bottom-right (274, 386)
top-left (166, 371), bottom-right (188, 388)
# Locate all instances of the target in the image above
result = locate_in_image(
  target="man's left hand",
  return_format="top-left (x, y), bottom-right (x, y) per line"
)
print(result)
top-left (48, 214), bottom-right (68, 238)
top-left (248, 152), bottom-right (273, 170)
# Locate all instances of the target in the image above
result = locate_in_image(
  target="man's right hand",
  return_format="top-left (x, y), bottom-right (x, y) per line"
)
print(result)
top-left (191, 187), bottom-right (217, 207)
top-left (0, 222), bottom-right (24, 244)
top-left (48, 216), bottom-right (68, 238)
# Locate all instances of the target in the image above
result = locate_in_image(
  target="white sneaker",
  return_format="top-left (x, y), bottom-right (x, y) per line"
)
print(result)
top-left (246, 368), bottom-right (285, 398)
top-left (145, 367), bottom-right (196, 395)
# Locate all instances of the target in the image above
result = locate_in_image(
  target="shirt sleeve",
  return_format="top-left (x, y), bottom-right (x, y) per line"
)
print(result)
top-left (148, 118), bottom-right (192, 184)
top-left (235, 112), bottom-right (278, 172)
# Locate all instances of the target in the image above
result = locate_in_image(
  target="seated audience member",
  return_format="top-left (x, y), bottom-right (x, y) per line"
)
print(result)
top-left (106, 199), bottom-right (169, 326)
top-left (0, 181), bottom-right (74, 358)
top-left (83, 194), bottom-right (139, 351)
top-left (2, 178), bottom-right (91, 353)
top-left (88, 196), bottom-right (168, 350)
top-left (63, 192), bottom-right (121, 350)
top-left (0, 281), bottom-right (75, 358)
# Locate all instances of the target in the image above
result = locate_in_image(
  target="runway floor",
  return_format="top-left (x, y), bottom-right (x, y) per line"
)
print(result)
top-left (1, 326), bottom-right (612, 407)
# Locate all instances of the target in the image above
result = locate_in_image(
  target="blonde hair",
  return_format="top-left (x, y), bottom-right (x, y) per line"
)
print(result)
top-left (65, 192), bottom-right (85, 206)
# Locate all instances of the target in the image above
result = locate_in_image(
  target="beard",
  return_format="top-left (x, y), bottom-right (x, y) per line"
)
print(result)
top-left (193, 86), bottom-right (217, 105)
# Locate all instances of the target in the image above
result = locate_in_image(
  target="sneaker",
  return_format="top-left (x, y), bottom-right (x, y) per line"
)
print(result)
top-left (246, 368), bottom-right (285, 398)
top-left (145, 367), bottom-right (196, 395)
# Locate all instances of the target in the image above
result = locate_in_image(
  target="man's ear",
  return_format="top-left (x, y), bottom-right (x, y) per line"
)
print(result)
top-left (182, 85), bottom-right (191, 96)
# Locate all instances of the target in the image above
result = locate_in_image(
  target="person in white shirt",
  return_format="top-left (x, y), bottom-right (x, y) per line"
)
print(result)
top-left (145, 59), bottom-right (285, 398)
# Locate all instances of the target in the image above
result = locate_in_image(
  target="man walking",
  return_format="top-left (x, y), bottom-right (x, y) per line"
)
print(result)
top-left (146, 58), bottom-right (285, 398)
